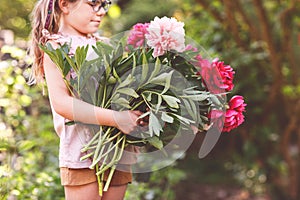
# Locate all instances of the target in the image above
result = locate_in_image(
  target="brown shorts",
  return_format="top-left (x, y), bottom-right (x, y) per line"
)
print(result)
top-left (60, 165), bottom-right (132, 186)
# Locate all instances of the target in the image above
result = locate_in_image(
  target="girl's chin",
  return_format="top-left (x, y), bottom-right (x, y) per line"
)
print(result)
top-left (82, 29), bottom-right (98, 35)
top-left (89, 26), bottom-right (100, 33)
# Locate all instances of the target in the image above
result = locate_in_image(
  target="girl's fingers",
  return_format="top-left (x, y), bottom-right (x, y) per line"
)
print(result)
top-left (131, 110), bottom-right (143, 116)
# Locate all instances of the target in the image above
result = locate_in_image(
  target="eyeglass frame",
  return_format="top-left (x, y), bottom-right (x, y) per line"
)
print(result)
top-left (86, 0), bottom-right (112, 13)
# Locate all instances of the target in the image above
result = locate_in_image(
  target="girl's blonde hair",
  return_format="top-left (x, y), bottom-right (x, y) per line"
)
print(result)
top-left (28, 0), bottom-right (77, 84)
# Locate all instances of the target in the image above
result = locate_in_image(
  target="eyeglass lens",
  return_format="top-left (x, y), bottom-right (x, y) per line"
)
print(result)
top-left (89, 0), bottom-right (111, 12)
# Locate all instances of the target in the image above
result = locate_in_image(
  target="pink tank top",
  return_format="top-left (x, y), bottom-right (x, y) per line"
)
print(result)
top-left (43, 30), bottom-right (138, 169)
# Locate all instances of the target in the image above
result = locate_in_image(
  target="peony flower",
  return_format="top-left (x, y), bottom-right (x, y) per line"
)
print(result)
top-left (211, 59), bottom-right (235, 92)
top-left (208, 95), bottom-right (246, 133)
top-left (223, 95), bottom-right (246, 132)
top-left (195, 56), bottom-right (225, 94)
top-left (145, 16), bottom-right (185, 57)
top-left (127, 23), bottom-right (150, 48)
top-left (196, 57), bottom-right (235, 94)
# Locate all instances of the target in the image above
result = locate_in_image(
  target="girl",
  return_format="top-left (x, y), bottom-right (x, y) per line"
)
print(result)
top-left (29, 0), bottom-right (142, 199)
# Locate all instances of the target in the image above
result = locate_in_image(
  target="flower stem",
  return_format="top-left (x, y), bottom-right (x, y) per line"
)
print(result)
top-left (81, 130), bottom-right (101, 152)
top-left (103, 165), bottom-right (116, 191)
top-left (96, 164), bottom-right (103, 196)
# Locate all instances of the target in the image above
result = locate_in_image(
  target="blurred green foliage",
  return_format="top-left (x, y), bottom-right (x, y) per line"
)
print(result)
top-left (0, 46), bottom-right (64, 199)
top-left (0, 0), bottom-right (36, 39)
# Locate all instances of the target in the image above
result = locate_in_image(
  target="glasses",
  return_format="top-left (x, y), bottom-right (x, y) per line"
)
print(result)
top-left (86, 0), bottom-right (111, 12)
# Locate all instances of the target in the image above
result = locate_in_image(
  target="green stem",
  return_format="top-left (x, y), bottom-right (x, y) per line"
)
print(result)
top-left (90, 142), bottom-right (112, 169)
top-left (126, 139), bottom-right (146, 144)
top-left (81, 144), bottom-right (97, 151)
top-left (81, 130), bottom-right (101, 152)
top-left (131, 99), bottom-right (144, 110)
top-left (101, 83), bottom-right (107, 108)
top-left (96, 135), bottom-right (126, 176)
top-left (103, 165), bottom-right (116, 192)
top-left (91, 126), bottom-right (107, 166)
top-left (80, 152), bottom-right (94, 161)
top-left (96, 164), bottom-right (103, 196)
top-left (102, 132), bottom-right (122, 145)
top-left (141, 94), bottom-right (152, 110)
top-left (115, 135), bottom-right (126, 161)
top-left (96, 135), bottom-right (124, 162)
top-left (63, 78), bottom-right (75, 97)
top-left (90, 128), bottom-right (117, 146)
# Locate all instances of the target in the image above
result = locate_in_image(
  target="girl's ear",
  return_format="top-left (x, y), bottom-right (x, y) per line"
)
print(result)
top-left (58, 0), bottom-right (70, 14)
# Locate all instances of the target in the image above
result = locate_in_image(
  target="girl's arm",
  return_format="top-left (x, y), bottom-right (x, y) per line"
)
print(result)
top-left (43, 53), bottom-right (140, 134)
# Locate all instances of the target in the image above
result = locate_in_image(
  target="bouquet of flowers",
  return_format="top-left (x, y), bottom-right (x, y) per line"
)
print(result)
top-left (41, 16), bottom-right (246, 194)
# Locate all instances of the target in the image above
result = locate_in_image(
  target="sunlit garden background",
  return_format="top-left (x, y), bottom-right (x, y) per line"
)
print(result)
top-left (0, 0), bottom-right (300, 199)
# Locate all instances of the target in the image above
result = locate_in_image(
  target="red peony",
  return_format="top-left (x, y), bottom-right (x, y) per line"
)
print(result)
top-left (212, 59), bottom-right (235, 92)
top-left (196, 57), bottom-right (235, 94)
top-left (223, 95), bottom-right (246, 132)
top-left (208, 95), bottom-right (246, 133)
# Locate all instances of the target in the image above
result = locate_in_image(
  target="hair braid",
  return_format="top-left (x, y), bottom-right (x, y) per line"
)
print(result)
top-left (28, 0), bottom-right (61, 85)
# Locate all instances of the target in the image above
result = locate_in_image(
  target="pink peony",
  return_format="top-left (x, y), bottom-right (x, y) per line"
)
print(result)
top-left (145, 16), bottom-right (185, 57)
top-left (196, 57), bottom-right (235, 94)
top-left (212, 59), bottom-right (235, 92)
top-left (127, 23), bottom-right (150, 48)
top-left (223, 95), bottom-right (246, 132)
top-left (196, 56), bottom-right (225, 94)
top-left (208, 95), bottom-right (246, 133)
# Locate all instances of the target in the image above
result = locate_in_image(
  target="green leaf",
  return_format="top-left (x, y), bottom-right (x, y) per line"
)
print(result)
top-left (155, 94), bottom-right (162, 113)
top-left (104, 56), bottom-right (112, 78)
top-left (148, 57), bottom-right (161, 81)
top-left (183, 87), bottom-right (207, 95)
top-left (141, 52), bottom-right (149, 82)
top-left (111, 97), bottom-right (131, 109)
top-left (161, 112), bottom-right (174, 123)
top-left (117, 53), bottom-right (135, 75)
top-left (184, 94), bottom-right (210, 101)
top-left (112, 67), bottom-right (121, 83)
top-left (147, 136), bottom-right (163, 150)
top-left (96, 41), bottom-right (114, 54)
top-left (209, 94), bottom-right (222, 106)
top-left (41, 43), bottom-right (76, 79)
top-left (162, 95), bottom-right (180, 109)
top-left (148, 71), bottom-right (173, 86)
top-left (146, 93), bottom-right (152, 102)
top-left (114, 42), bottom-right (123, 58)
top-left (63, 51), bottom-right (77, 73)
top-left (149, 112), bottom-right (163, 137)
top-left (170, 113), bottom-right (195, 125)
top-left (75, 45), bottom-right (88, 69)
top-left (116, 74), bottom-right (134, 89)
top-left (116, 87), bottom-right (139, 98)
top-left (182, 99), bottom-right (196, 120)
top-left (131, 53), bottom-right (137, 76)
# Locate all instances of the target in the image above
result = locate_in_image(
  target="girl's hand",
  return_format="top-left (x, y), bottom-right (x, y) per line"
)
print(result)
top-left (191, 125), bottom-right (199, 134)
top-left (113, 110), bottom-right (143, 134)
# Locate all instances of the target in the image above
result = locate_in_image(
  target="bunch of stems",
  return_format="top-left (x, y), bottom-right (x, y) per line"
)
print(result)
top-left (80, 126), bottom-right (127, 195)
